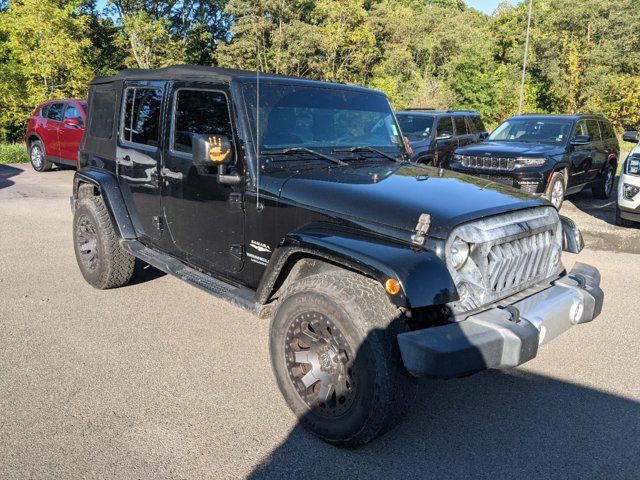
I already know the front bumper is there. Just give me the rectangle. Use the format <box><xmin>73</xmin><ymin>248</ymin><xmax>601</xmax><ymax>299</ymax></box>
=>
<box><xmin>617</xmin><ymin>172</ymin><xmax>640</xmax><ymax>220</ymax></box>
<box><xmin>397</xmin><ymin>263</ymin><xmax>603</xmax><ymax>378</ymax></box>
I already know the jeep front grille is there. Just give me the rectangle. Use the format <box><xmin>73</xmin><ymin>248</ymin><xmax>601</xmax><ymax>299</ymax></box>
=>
<box><xmin>460</xmin><ymin>155</ymin><xmax>516</xmax><ymax>171</ymax></box>
<box><xmin>445</xmin><ymin>207</ymin><xmax>563</xmax><ymax>315</ymax></box>
<box><xmin>487</xmin><ymin>230</ymin><xmax>554</xmax><ymax>292</ymax></box>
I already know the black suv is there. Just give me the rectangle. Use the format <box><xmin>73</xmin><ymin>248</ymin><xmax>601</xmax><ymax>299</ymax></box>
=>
<box><xmin>71</xmin><ymin>66</ymin><xmax>603</xmax><ymax>446</ymax></box>
<box><xmin>450</xmin><ymin>114</ymin><xmax>620</xmax><ymax>209</ymax></box>
<box><xmin>395</xmin><ymin>109</ymin><xmax>488</xmax><ymax>166</ymax></box>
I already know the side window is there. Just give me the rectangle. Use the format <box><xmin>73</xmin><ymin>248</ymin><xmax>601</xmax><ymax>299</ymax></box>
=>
<box><xmin>574</xmin><ymin>120</ymin><xmax>589</xmax><ymax>138</ymax></box>
<box><xmin>454</xmin><ymin>116</ymin><xmax>468</xmax><ymax>135</ymax></box>
<box><xmin>89</xmin><ymin>90</ymin><xmax>116</xmax><ymax>139</ymax></box>
<box><xmin>172</xmin><ymin>89</ymin><xmax>232</xmax><ymax>155</ymax></box>
<box><xmin>586</xmin><ymin>119</ymin><xmax>601</xmax><ymax>142</ymax></box>
<box><xmin>40</xmin><ymin>104</ymin><xmax>50</xmax><ymax>118</ymax></box>
<box><xmin>599</xmin><ymin>120</ymin><xmax>614</xmax><ymax>140</ymax></box>
<box><xmin>437</xmin><ymin>116</ymin><xmax>454</xmax><ymax>137</ymax></box>
<box><xmin>472</xmin><ymin>116</ymin><xmax>486</xmax><ymax>133</ymax></box>
<box><xmin>63</xmin><ymin>104</ymin><xmax>82</xmax><ymax>122</ymax></box>
<box><xmin>121</xmin><ymin>87</ymin><xmax>163</xmax><ymax>147</ymax></box>
<box><xmin>46</xmin><ymin>103</ymin><xmax>65</xmax><ymax>121</ymax></box>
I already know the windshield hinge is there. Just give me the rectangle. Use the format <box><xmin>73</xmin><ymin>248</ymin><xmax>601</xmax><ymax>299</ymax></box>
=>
<box><xmin>411</xmin><ymin>213</ymin><xmax>431</xmax><ymax>246</ymax></box>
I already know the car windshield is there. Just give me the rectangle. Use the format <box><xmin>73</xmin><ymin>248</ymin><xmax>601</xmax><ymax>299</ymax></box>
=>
<box><xmin>396</xmin><ymin>114</ymin><xmax>434</xmax><ymax>139</ymax></box>
<box><xmin>489</xmin><ymin>118</ymin><xmax>573</xmax><ymax>144</ymax></box>
<box><xmin>242</xmin><ymin>82</ymin><xmax>405</xmax><ymax>158</ymax></box>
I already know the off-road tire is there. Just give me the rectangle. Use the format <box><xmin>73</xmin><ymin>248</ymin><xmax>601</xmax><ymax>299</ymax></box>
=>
<box><xmin>593</xmin><ymin>163</ymin><xmax>615</xmax><ymax>199</ymax></box>
<box><xmin>270</xmin><ymin>271</ymin><xmax>416</xmax><ymax>447</ymax></box>
<box><xmin>73</xmin><ymin>196</ymin><xmax>135</xmax><ymax>289</ymax></box>
<box><xmin>544</xmin><ymin>171</ymin><xmax>565</xmax><ymax>210</ymax></box>
<box><xmin>615</xmin><ymin>206</ymin><xmax>636</xmax><ymax>227</ymax></box>
<box><xmin>29</xmin><ymin>140</ymin><xmax>52</xmax><ymax>172</ymax></box>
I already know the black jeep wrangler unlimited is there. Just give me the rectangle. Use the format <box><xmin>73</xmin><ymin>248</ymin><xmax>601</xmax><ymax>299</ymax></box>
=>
<box><xmin>71</xmin><ymin>66</ymin><xmax>604</xmax><ymax>447</ymax></box>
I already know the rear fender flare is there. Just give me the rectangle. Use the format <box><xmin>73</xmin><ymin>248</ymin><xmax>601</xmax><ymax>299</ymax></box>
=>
<box><xmin>73</xmin><ymin>169</ymin><xmax>136</xmax><ymax>239</ymax></box>
<box><xmin>256</xmin><ymin>225</ymin><xmax>456</xmax><ymax>309</ymax></box>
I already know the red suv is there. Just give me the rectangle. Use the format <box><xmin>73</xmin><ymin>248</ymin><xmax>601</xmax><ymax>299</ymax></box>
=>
<box><xmin>25</xmin><ymin>99</ymin><xmax>87</xmax><ymax>172</ymax></box>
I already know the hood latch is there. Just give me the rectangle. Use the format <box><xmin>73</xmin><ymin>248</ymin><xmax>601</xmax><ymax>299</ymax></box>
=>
<box><xmin>411</xmin><ymin>213</ymin><xmax>431</xmax><ymax>246</ymax></box>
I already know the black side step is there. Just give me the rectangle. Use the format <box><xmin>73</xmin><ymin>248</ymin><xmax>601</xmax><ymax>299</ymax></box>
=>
<box><xmin>120</xmin><ymin>239</ymin><xmax>259</xmax><ymax>314</ymax></box>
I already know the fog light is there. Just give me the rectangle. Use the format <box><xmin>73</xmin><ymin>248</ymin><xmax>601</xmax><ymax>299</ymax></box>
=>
<box><xmin>623</xmin><ymin>183</ymin><xmax>640</xmax><ymax>200</ymax></box>
<box><xmin>570</xmin><ymin>302</ymin><xmax>584</xmax><ymax>324</ymax></box>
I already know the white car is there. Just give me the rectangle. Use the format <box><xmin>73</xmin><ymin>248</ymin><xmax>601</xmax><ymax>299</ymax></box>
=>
<box><xmin>617</xmin><ymin>131</ymin><xmax>640</xmax><ymax>227</ymax></box>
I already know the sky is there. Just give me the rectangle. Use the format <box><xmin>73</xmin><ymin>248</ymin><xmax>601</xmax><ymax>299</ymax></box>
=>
<box><xmin>465</xmin><ymin>0</ymin><xmax>515</xmax><ymax>14</ymax></box>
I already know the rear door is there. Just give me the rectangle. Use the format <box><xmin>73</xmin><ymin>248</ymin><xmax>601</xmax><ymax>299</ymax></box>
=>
<box><xmin>434</xmin><ymin>116</ymin><xmax>457</xmax><ymax>167</ymax></box>
<box><xmin>58</xmin><ymin>102</ymin><xmax>86</xmax><ymax>164</ymax></box>
<box><xmin>116</xmin><ymin>82</ymin><xmax>164</xmax><ymax>242</ymax></box>
<box><xmin>42</xmin><ymin>102</ymin><xmax>65</xmax><ymax>158</ymax></box>
<box><xmin>160</xmin><ymin>82</ymin><xmax>244</xmax><ymax>274</ymax></box>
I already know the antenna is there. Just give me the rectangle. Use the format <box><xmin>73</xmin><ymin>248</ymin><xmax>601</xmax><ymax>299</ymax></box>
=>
<box><xmin>255</xmin><ymin>21</ymin><xmax>262</xmax><ymax>212</ymax></box>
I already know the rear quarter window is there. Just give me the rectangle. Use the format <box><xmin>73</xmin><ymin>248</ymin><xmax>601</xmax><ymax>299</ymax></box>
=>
<box><xmin>89</xmin><ymin>90</ymin><xmax>116</xmax><ymax>139</ymax></box>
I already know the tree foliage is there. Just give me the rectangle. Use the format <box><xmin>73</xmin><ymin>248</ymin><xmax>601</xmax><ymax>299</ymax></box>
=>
<box><xmin>1</xmin><ymin>0</ymin><xmax>640</xmax><ymax>141</ymax></box>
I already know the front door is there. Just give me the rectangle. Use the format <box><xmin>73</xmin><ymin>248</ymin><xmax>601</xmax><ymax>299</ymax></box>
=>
<box><xmin>434</xmin><ymin>116</ymin><xmax>457</xmax><ymax>167</ymax></box>
<box><xmin>116</xmin><ymin>82</ymin><xmax>164</xmax><ymax>242</ymax></box>
<box><xmin>59</xmin><ymin>102</ymin><xmax>86</xmax><ymax>164</ymax></box>
<box><xmin>161</xmin><ymin>83</ymin><xmax>244</xmax><ymax>274</ymax></box>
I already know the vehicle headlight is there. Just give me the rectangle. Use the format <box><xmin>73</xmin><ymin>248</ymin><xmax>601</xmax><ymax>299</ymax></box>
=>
<box><xmin>514</xmin><ymin>157</ymin><xmax>547</xmax><ymax>168</ymax></box>
<box><xmin>625</xmin><ymin>156</ymin><xmax>640</xmax><ymax>175</ymax></box>
<box><xmin>453</xmin><ymin>154</ymin><xmax>462</xmax><ymax>162</ymax></box>
<box><xmin>449</xmin><ymin>237</ymin><xmax>470</xmax><ymax>270</ymax></box>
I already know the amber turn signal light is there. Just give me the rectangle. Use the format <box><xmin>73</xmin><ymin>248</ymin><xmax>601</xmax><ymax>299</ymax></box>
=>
<box><xmin>385</xmin><ymin>278</ymin><xmax>401</xmax><ymax>295</ymax></box>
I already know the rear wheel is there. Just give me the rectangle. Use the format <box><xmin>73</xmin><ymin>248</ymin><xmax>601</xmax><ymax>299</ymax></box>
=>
<box><xmin>73</xmin><ymin>195</ymin><xmax>135</xmax><ymax>289</ymax></box>
<box><xmin>29</xmin><ymin>140</ymin><xmax>52</xmax><ymax>172</ymax></box>
<box><xmin>593</xmin><ymin>163</ymin><xmax>615</xmax><ymax>199</ymax></box>
<box><xmin>544</xmin><ymin>172</ymin><xmax>565</xmax><ymax>210</ymax></box>
<box><xmin>270</xmin><ymin>271</ymin><xmax>416</xmax><ymax>447</ymax></box>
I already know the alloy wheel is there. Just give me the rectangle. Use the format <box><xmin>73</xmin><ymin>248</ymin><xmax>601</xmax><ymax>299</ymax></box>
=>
<box><xmin>76</xmin><ymin>215</ymin><xmax>99</xmax><ymax>271</ymax></box>
<box><xmin>551</xmin><ymin>180</ymin><xmax>564</xmax><ymax>209</ymax></box>
<box><xmin>605</xmin><ymin>169</ymin><xmax>614</xmax><ymax>197</ymax></box>
<box><xmin>30</xmin><ymin>145</ymin><xmax>43</xmax><ymax>169</ymax></box>
<box><xmin>284</xmin><ymin>311</ymin><xmax>357</xmax><ymax>417</ymax></box>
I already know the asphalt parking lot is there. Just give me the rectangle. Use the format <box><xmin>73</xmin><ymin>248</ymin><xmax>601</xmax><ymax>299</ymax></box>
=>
<box><xmin>1</xmin><ymin>163</ymin><xmax>639</xmax><ymax>479</ymax></box>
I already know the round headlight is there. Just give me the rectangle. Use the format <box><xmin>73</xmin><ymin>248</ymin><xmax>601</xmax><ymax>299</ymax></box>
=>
<box><xmin>449</xmin><ymin>238</ymin><xmax>470</xmax><ymax>270</ymax></box>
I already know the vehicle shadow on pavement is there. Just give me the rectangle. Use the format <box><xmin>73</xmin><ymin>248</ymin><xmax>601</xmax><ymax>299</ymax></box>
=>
<box><xmin>568</xmin><ymin>177</ymin><xmax>619</xmax><ymax>225</ymax></box>
<box><xmin>128</xmin><ymin>259</ymin><xmax>167</xmax><ymax>285</ymax></box>
<box><xmin>0</xmin><ymin>164</ymin><xmax>23</xmax><ymax>189</ymax></box>
<box><xmin>249</xmin><ymin>324</ymin><xmax>640</xmax><ymax>479</ymax></box>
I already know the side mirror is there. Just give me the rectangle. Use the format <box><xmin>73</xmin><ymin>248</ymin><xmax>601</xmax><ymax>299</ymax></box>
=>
<box><xmin>436</xmin><ymin>131</ymin><xmax>453</xmax><ymax>140</ymax></box>
<box><xmin>622</xmin><ymin>131</ymin><xmax>639</xmax><ymax>143</ymax></box>
<box><xmin>571</xmin><ymin>134</ymin><xmax>591</xmax><ymax>146</ymax></box>
<box><xmin>64</xmin><ymin>117</ymin><xmax>82</xmax><ymax>128</ymax></box>
<box><xmin>560</xmin><ymin>216</ymin><xmax>584</xmax><ymax>253</ymax></box>
<box><xmin>192</xmin><ymin>134</ymin><xmax>241</xmax><ymax>185</ymax></box>
<box><xmin>479</xmin><ymin>132</ymin><xmax>489</xmax><ymax>141</ymax></box>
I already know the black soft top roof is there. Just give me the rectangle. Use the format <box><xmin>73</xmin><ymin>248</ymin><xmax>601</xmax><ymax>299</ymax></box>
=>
<box><xmin>89</xmin><ymin>64</ymin><xmax>381</xmax><ymax>95</ymax></box>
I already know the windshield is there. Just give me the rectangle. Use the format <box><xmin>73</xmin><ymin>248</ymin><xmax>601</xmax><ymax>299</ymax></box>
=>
<box><xmin>242</xmin><ymin>82</ymin><xmax>405</xmax><ymax>156</ymax></box>
<box><xmin>489</xmin><ymin>118</ymin><xmax>573</xmax><ymax>144</ymax></box>
<box><xmin>396</xmin><ymin>114</ymin><xmax>434</xmax><ymax>139</ymax></box>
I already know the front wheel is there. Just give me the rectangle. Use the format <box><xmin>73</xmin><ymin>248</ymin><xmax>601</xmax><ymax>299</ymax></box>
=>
<box><xmin>29</xmin><ymin>140</ymin><xmax>52</xmax><ymax>172</ymax></box>
<box><xmin>544</xmin><ymin>172</ymin><xmax>565</xmax><ymax>210</ymax></box>
<box><xmin>270</xmin><ymin>271</ymin><xmax>416</xmax><ymax>447</ymax></box>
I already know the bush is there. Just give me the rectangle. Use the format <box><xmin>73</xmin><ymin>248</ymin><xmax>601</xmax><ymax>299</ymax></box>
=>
<box><xmin>0</xmin><ymin>143</ymin><xmax>29</xmax><ymax>164</ymax></box>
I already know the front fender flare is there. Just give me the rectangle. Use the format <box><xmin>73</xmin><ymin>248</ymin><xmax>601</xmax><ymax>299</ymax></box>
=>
<box><xmin>73</xmin><ymin>168</ymin><xmax>136</xmax><ymax>239</ymax></box>
<box><xmin>257</xmin><ymin>225</ymin><xmax>456</xmax><ymax>309</ymax></box>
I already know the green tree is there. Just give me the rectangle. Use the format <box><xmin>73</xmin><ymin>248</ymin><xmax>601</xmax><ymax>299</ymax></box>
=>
<box><xmin>0</xmin><ymin>0</ymin><xmax>95</xmax><ymax>140</ymax></box>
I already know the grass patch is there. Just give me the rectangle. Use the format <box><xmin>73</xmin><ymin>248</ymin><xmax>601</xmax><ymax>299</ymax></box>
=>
<box><xmin>0</xmin><ymin>143</ymin><xmax>29</xmax><ymax>164</ymax></box>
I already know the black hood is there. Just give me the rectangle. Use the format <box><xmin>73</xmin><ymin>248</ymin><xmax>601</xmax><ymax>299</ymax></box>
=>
<box><xmin>275</xmin><ymin>163</ymin><xmax>546</xmax><ymax>240</ymax></box>
<box><xmin>456</xmin><ymin>141</ymin><xmax>565</xmax><ymax>157</ymax></box>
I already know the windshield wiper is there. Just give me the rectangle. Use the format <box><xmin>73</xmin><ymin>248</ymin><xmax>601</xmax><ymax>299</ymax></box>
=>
<box><xmin>332</xmin><ymin>146</ymin><xmax>403</xmax><ymax>163</ymax></box>
<box><xmin>260</xmin><ymin>147</ymin><xmax>346</xmax><ymax>166</ymax></box>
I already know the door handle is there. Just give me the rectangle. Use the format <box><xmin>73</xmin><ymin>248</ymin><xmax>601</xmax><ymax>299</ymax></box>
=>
<box><xmin>117</xmin><ymin>155</ymin><xmax>133</xmax><ymax>167</ymax></box>
<box><xmin>161</xmin><ymin>167</ymin><xmax>184</xmax><ymax>180</ymax></box>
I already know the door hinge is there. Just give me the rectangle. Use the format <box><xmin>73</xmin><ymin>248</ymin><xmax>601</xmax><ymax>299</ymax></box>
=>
<box><xmin>229</xmin><ymin>192</ymin><xmax>243</xmax><ymax>210</ymax></box>
<box><xmin>230</xmin><ymin>244</ymin><xmax>244</xmax><ymax>260</ymax></box>
<box><xmin>152</xmin><ymin>215</ymin><xmax>163</xmax><ymax>231</ymax></box>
